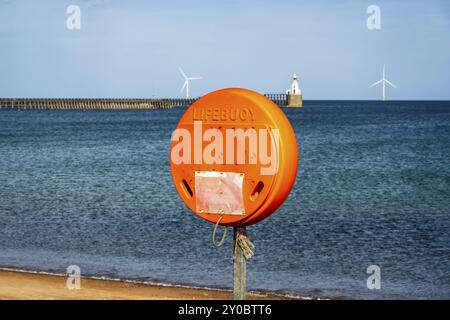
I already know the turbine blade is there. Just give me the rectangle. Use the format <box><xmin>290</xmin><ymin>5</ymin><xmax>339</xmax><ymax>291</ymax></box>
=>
<box><xmin>178</xmin><ymin>67</ymin><xmax>187</xmax><ymax>79</ymax></box>
<box><xmin>188</xmin><ymin>77</ymin><xmax>202</xmax><ymax>80</ymax></box>
<box><xmin>385</xmin><ymin>79</ymin><xmax>397</xmax><ymax>88</ymax></box>
<box><xmin>370</xmin><ymin>79</ymin><xmax>383</xmax><ymax>87</ymax></box>
<box><xmin>180</xmin><ymin>81</ymin><xmax>187</xmax><ymax>93</ymax></box>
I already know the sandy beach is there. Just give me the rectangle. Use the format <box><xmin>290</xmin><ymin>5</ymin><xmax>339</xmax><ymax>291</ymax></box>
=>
<box><xmin>0</xmin><ymin>270</ymin><xmax>291</xmax><ymax>300</ymax></box>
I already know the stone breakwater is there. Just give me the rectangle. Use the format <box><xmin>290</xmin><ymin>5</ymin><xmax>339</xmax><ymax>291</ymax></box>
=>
<box><xmin>0</xmin><ymin>94</ymin><xmax>290</xmax><ymax>110</ymax></box>
<box><xmin>0</xmin><ymin>98</ymin><xmax>197</xmax><ymax>110</ymax></box>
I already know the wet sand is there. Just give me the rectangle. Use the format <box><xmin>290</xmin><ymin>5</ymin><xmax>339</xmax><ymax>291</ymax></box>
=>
<box><xmin>0</xmin><ymin>270</ymin><xmax>291</xmax><ymax>300</ymax></box>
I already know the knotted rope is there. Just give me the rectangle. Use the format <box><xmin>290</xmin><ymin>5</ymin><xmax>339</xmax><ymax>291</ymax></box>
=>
<box><xmin>212</xmin><ymin>218</ymin><xmax>255</xmax><ymax>260</ymax></box>
<box><xmin>235</xmin><ymin>227</ymin><xmax>255</xmax><ymax>260</ymax></box>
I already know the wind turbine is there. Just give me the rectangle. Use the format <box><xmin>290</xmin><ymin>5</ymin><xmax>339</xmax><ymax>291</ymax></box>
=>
<box><xmin>179</xmin><ymin>67</ymin><xmax>202</xmax><ymax>99</ymax></box>
<box><xmin>370</xmin><ymin>64</ymin><xmax>397</xmax><ymax>101</ymax></box>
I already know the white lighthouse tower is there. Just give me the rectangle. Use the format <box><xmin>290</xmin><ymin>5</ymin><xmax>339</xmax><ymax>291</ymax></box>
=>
<box><xmin>286</xmin><ymin>73</ymin><xmax>302</xmax><ymax>107</ymax></box>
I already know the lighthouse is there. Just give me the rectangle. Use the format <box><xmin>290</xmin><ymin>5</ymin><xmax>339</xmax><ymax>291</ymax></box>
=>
<box><xmin>286</xmin><ymin>73</ymin><xmax>303</xmax><ymax>107</ymax></box>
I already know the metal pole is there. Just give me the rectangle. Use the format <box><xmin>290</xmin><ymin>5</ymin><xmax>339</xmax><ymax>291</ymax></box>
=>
<box><xmin>233</xmin><ymin>227</ymin><xmax>246</xmax><ymax>300</ymax></box>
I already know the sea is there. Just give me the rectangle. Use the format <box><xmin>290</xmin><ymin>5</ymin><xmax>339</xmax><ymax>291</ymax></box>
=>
<box><xmin>0</xmin><ymin>100</ymin><xmax>449</xmax><ymax>299</ymax></box>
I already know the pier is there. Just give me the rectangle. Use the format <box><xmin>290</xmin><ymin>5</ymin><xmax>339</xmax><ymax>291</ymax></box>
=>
<box><xmin>0</xmin><ymin>95</ymin><xmax>289</xmax><ymax>110</ymax></box>
<box><xmin>264</xmin><ymin>93</ymin><xmax>288</xmax><ymax>106</ymax></box>
<box><xmin>0</xmin><ymin>98</ymin><xmax>197</xmax><ymax>110</ymax></box>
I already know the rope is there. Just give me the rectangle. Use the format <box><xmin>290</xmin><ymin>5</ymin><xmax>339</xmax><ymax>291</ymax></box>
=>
<box><xmin>235</xmin><ymin>228</ymin><xmax>255</xmax><ymax>260</ymax></box>
<box><xmin>212</xmin><ymin>216</ymin><xmax>228</xmax><ymax>249</ymax></box>
<box><xmin>211</xmin><ymin>219</ymin><xmax>256</xmax><ymax>260</ymax></box>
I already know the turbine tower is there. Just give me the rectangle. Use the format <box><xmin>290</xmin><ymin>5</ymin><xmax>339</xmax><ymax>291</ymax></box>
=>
<box><xmin>179</xmin><ymin>67</ymin><xmax>202</xmax><ymax>99</ymax></box>
<box><xmin>370</xmin><ymin>64</ymin><xmax>397</xmax><ymax>101</ymax></box>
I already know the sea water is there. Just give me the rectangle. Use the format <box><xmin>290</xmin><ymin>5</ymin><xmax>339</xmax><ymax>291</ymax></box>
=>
<box><xmin>0</xmin><ymin>101</ymin><xmax>449</xmax><ymax>299</ymax></box>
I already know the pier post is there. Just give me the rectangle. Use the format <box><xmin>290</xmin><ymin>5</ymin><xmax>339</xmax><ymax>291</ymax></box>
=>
<box><xmin>233</xmin><ymin>226</ymin><xmax>246</xmax><ymax>300</ymax></box>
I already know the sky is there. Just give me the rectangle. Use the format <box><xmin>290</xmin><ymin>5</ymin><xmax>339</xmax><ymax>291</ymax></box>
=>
<box><xmin>0</xmin><ymin>0</ymin><xmax>449</xmax><ymax>100</ymax></box>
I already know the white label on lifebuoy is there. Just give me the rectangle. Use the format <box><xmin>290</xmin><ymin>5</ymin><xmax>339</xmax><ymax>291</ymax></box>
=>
<box><xmin>195</xmin><ymin>171</ymin><xmax>245</xmax><ymax>215</ymax></box>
